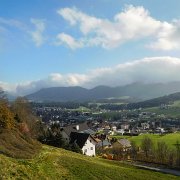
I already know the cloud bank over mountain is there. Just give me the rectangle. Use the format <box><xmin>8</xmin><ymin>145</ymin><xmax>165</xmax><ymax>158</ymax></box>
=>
<box><xmin>1</xmin><ymin>56</ymin><xmax>180</xmax><ymax>96</ymax></box>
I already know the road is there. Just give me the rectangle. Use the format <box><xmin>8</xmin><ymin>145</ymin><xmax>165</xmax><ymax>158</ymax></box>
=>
<box><xmin>134</xmin><ymin>164</ymin><xmax>180</xmax><ymax>176</ymax></box>
<box><xmin>124</xmin><ymin>161</ymin><xmax>180</xmax><ymax>176</ymax></box>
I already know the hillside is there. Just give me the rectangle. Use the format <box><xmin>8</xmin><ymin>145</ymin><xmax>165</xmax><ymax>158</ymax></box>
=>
<box><xmin>99</xmin><ymin>91</ymin><xmax>180</xmax><ymax>111</ymax></box>
<box><xmin>144</xmin><ymin>100</ymin><xmax>180</xmax><ymax>118</ymax></box>
<box><xmin>0</xmin><ymin>128</ymin><xmax>41</xmax><ymax>159</ymax></box>
<box><xmin>0</xmin><ymin>145</ymin><xmax>178</xmax><ymax>180</ymax></box>
<box><xmin>132</xmin><ymin>92</ymin><xmax>180</xmax><ymax>117</ymax></box>
<box><xmin>26</xmin><ymin>82</ymin><xmax>180</xmax><ymax>102</ymax></box>
<box><xmin>129</xmin><ymin>92</ymin><xmax>180</xmax><ymax>109</ymax></box>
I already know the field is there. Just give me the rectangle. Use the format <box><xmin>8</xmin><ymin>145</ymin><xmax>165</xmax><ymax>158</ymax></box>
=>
<box><xmin>144</xmin><ymin>100</ymin><xmax>180</xmax><ymax>118</ymax></box>
<box><xmin>0</xmin><ymin>145</ymin><xmax>178</xmax><ymax>180</ymax></box>
<box><xmin>111</xmin><ymin>133</ymin><xmax>180</xmax><ymax>149</ymax></box>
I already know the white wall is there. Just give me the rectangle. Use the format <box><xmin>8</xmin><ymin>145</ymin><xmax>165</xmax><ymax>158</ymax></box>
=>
<box><xmin>82</xmin><ymin>137</ymin><xmax>96</xmax><ymax>156</ymax></box>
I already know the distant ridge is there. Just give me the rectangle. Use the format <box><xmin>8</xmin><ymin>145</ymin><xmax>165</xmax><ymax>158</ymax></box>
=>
<box><xmin>25</xmin><ymin>82</ymin><xmax>180</xmax><ymax>102</ymax></box>
<box><xmin>104</xmin><ymin>91</ymin><xmax>180</xmax><ymax>110</ymax></box>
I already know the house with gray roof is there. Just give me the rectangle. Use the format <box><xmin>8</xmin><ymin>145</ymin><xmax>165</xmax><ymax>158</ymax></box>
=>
<box><xmin>60</xmin><ymin>121</ymin><xmax>94</xmax><ymax>142</ymax></box>
<box><xmin>117</xmin><ymin>139</ymin><xmax>131</xmax><ymax>151</ymax></box>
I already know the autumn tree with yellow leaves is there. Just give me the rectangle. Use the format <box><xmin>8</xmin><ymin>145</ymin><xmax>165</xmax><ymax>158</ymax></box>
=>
<box><xmin>0</xmin><ymin>89</ymin><xmax>14</xmax><ymax>129</ymax></box>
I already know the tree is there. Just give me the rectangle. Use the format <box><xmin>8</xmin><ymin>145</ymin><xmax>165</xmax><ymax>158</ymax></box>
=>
<box><xmin>14</xmin><ymin>113</ymin><xmax>22</xmax><ymax>123</ymax></box>
<box><xmin>174</xmin><ymin>140</ymin><xmax>180</xmax><ymax>167</ymax></box>
<box><xmin>11</xmin><ymin>97</ymin><xmax>31</xmax><ymax>122</ymax></box>
<box><xmin>69</xmin><ymin>142</ymin><xmax>82</xmax><ymax>154</ymax></box>
<box><xmin>141</xmin><ymin>136</ymin><xmax>153</xmax><ymax>158</ymax></box>
<box><xmin>53</xmin><ymin>130</ymin><xmax>66</xmax><ymax>148</ymax></box>
<box><xmin>111</xmin><ymin>142</ymin><xmax>124</xmax><ymax>160</ymax></box>
<box><xmin>39</xmin><ymin>125</ymin><xmax>66</xmax><ymax>148</ymax></box>
<box><xmin>111</xmin><ymin>137</ymin><xmax>117</xmax><ymax>144</ymax></box>
<box><xmin>11</xmin><ymin>97</ymin><xmax>39</xmax><ymax>137</ymax></box>
<box><xmin>168</xmin><ymin>150</ymin><xmax>175</xmax><ymax>167</ymax></box>
<box><xmin>156</xmin><ymin>141</ymin><xmax>168</xmax><ymax>164</ymax></box>
<box><xmin>130</xmin><ymin>141</ymin><xmax>138</xmax><ymax>160</ymax></box>
<box><xmin>0</xmin><ymin>89</ymin><xmax>14</xmax><ymax>129</ymax></box>
<box><xmin>0</xmin><ymin>102</ymin><xmax>14</xmax><ymax>129</ymax></box>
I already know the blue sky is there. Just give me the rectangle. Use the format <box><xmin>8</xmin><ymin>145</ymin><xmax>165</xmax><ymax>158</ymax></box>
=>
<box><xmin>1</xmin><ymin>0</ymin><xmax>180</xmax><ymax>95</ymax></box>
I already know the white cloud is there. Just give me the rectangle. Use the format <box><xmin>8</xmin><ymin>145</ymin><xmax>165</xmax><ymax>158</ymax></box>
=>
<box><xmin>0</xmin><ymin>17</ymin><xmax>27</xmax><ymax>30</ymax></box>
<box><xmin>2</xmin><ymin>56</ymin><xmax>180</xmax><ymax>95</ymax></box>
<box><xmin>57</xmin><ymin>5</ymin><xmax>180</xmax><ymax>50</ymax></box>
<box><xmin>0</xmin><ymin>81</ymin><xmax>16</xmax><ymax>93</ymax></box>
<box><xmin>0</xmin><ymin>17</ymin><xmax>47</xmax><ymax>48</ymax></box>
<box><xmin>55</xmin><ymin>33</ymin><xmax>83</xmax><ymax>49</ymax></box>
<box><xmin>30</xmin><ymin>18</ymin><xmax>46</xmax><ymax>47</ymax></box>
<box><xmin>149</xmin><ymin>20</ymin><xmax>180</xmax><ymax>50</ymax></box>
<box><xmin>0</xmin><ymin>18</ymin><xmax>28</xmax><ymax>48</ymax></box>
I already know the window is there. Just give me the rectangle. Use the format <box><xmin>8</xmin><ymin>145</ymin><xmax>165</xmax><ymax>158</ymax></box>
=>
<box><xmin>84</xmin><ymin>149</ymin><xmax>87</xmax><ymax>153</ymax></box>
<box><xmin>91</xmin><ymin>147</ymin><xmax>93</xmax><ymax>150</ymax></box>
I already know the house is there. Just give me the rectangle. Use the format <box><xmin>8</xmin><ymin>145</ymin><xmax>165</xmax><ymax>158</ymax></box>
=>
<box><xmin>103</xmin><ymin>125</ymin><xmax>111</xmax><ymax>135</ymax></box>
<box><xmin>81</xmin><ymin>128</ymin><xmax>96</xmax><ymax>134</ymax></box>
<box><xmin>121</xmin><ymin>124</ymin><xmax>129</xmax><ymax>130</ymax></box>
<box><xmin>155</xmin><ymin>127</ymin><xmax>165</xmax><ymax>134</ymax></box>
<box><xmin>116</xmin><ymin>129</ymin><xmax>125</xmax><ymax>135</ymax></box>
<box><xmin>96</xmin><ymin>139</ymin><xmax>112</xmax><ymax>149</ymax></box>
<box><xmin>111</xmin><ymin>125</ymin><xmax>117</xmax><ymax>132</ymax></box>
<box><xmin>60</xmin><ymin>121</ymin><xmax>93</xmax><ymax>142</ymax></box>
<box><xmin>141</xmin><ymin>122</ymin><xmax>150</xmax><ymax>130</ymax></box>
<box><xmin>113</xmin><ymin>138</ymin><xmax>131</xmax><ymax>152</ymax></box>
<box><xmin>69</xmin><ymin>132</ymin><xmax>97</xmax><ymax>156</ymax></box>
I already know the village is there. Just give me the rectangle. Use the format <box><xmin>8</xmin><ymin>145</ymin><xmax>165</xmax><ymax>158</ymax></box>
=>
<box><xmin>34</xmin><ymin>104</ymin><xmax>180</xmax><ymax>157</ymax></box>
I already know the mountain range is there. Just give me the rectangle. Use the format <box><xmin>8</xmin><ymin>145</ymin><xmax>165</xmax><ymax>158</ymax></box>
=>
<box><xmin>25</xmin><ymin>81</ymin><xmax>180</xmax><ymax>102</ymax></box>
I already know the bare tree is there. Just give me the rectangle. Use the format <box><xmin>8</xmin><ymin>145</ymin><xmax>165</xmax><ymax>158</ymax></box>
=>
<box><xmin>11</xmin><ymin>97</ymin><xmax>39</xmax><ymax>137</ymax></box>
<box><xmin>141</xmin><ymin>136</ymin><xmax>153</xmax><ymax>158</ymax></box>
<box><xmin>174</xmin><ymin>140</ymin><xmax>180</xmax><ymax>167</ymax></box>
<box><xmin>168</xmin><ymin>150</ymin><xmax>175</xmax><ymax>167</ymax></box>
<box><xmin>130</xmin><ymin>141</ymin><xmax>138</xmax><ymax>161</ymax></box>
<box><xmin>156</xmin><ymin>141</ymin><xmax>168</xmax><ymax>164</ymax></box>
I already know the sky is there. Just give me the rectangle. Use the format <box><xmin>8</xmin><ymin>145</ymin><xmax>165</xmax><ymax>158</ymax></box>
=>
<box><xmin>1</xmin><ymin>0</ymin><xmax>180</xmax><ymax>95</ymax></box>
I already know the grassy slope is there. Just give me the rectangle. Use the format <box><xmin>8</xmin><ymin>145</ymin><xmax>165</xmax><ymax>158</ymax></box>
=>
<box><xmin>0</xmin><ymin>145</ymin><xmax>178</xmax><ymax>180</ymax></box>
<box><xmin>0</xmin><ymin>128</ymin><xmax>41</xmax><ymax>159</ymax></box>
<box><xmin>144</xmin><ymin>100</ymin><xmax>180</xmax><ymax>118</ymax></box>
<box><xmin>111</xmin><ymin>133</ymin><xmax>180</xmax><ymax>149</ymax></box>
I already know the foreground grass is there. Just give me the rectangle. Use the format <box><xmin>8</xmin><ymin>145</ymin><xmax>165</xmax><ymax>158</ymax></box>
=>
<box><xmin>0</xmin><ymin>145</ymin><xmax>179</xmax><ymax>180</ymax></box>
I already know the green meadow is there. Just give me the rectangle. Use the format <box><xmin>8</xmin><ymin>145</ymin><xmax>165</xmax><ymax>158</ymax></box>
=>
<box><xmin>111</xmin><ymin>133</ymin><xmax>180</xmax><ymax>149</ymax></box>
